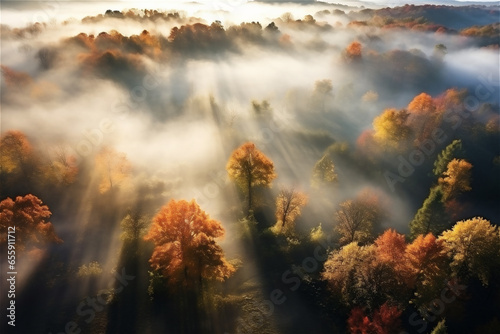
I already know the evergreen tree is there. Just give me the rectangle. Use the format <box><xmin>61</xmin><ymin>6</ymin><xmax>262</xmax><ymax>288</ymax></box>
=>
<box><xmin>433</xmin><ymin>139</ymin><xmax>463</xmax><ymax>177</ymax></box>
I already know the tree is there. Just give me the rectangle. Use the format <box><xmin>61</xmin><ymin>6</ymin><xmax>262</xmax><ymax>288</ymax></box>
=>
<box><xmin>438</xmin><ymin>159</ymin><xmax>472</xmax><ymax>201</ymax></box>
<box><xmin>273</xmin><ymin>187</ymin><xmax>308</xmax><ymax>235</ymax></box>
<box><xmin>0</xmin><ymin>194</ymin><xmax>62</xmax><ymax>251</ymax></box>
<box><xmin>433</xmin><ymin>140</ymin><xmax>463</xmax><ymax>177</ymax></box>
<box><xmin>374</xmin><ymin>229</ymin><xmax>411</xmax><ymax>283</ymax></box>
<box><xmin>322</xmin><ymin>242</ymin><xmax>397</xmax><ymax>309</ymax></box>
<box><xmin>344</xmin><ymin>41</ymin><xmax>362</xmax><ymax>62</ymax></box>
<box><xmin>144</xmin><ymin>199</ymin><xmax>235</xmax><ymax>288</ymax></box>
<box><xmin>430</xmin><ymin>319</ymin><xmax>447</xmax><ymax>334</ymax></box>
<box><xmin>44</xmin><ymin>146</ymin><xmax>79</xmax><ymax>185</ymax></box>
<box><xmin>0</xmin><ymin>130</ymin><xmax>37</xmax><ymax>179</ymax></box>
<box><xmin>406</xmin><ymin>233</ymin><xmax>448</xmax><ymax>310</ymax></box>
<box><xmin>95</xmin><ymin>146</ymin><xmax>132</xmax><ymax>193</ymax></box>
<box><xmin>409</xmin><ymin>186</ymin><xmax>449</xmax><ymax>239</ymax></box>
<box><xmin>311</xmin><ymin>154</ymin><xmax>337</xmax><ymax>187</ymax></box>
<box><xmin>439</xmin><ymin>217</ymin><xmax>500</xmax><ymax>285</ymax></box>
<box><xmin>334</xmin><ymin>191</ymin><xmax>385</xmax><ymax>246</ymax></box>
<box><xmin>373</xmin><ymin>108</ymin><xmax>412</xmax><ymax>151</ymax></box>
<box><xmin>120</xmin><ymin>211</ymin><xmax>149</xmax><ymax>241</ymax></box>
<box><xmin>408</xmin><ymin>93</ymin><xmax>436</xmax><ymax>115</ymax></box>
<box><xmin>226</xmin><ymin>142</ymin><xmax>276</xmax><ymax>214</ymax></box>
<box><xmin>313</xmin><ymin>79</ymin><xmax>333</xmax><ymax>112</ymax></box>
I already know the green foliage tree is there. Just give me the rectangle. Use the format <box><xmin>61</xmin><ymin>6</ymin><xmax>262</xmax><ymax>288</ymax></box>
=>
<box><xmin>120</xmin><ymin>212</ymin><xmax>149</xmax><ymax>241</ymax></box>
<box><xmin>0</xmin><ymin>194</ymin><xmax>62</xmax><ymax>252</ymax></box>
<box><xmin>334</xmin><ymin>190</ymin><xmax>385</xmax><ymax>246</ymax></box>
<box><xmin>439</xmin><ymin>217</ymin><xmax>500</xmax><ymax>285</ymax></box>
<box><xmin>433</xmin><ymin>139</ymin><xmax>463</xmax><ymax>177</ymax></box>
<box><xmin>409</xmin><ymin>186</ymin><xmax>449</xmax><ymax>240</ymax></box>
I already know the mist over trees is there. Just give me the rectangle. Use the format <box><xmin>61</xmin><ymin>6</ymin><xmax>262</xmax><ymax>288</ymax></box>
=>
<box><xmin>0</xmin><ymin>2</ymin><xmax>499</xmax><ymax>334</ymax></box>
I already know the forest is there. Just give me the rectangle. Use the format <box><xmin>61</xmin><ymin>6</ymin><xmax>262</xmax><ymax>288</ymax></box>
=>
<box><xmin>0</xmin><ymin>1</ymin><xmax>499</xmax><ymax>333</ymax></box>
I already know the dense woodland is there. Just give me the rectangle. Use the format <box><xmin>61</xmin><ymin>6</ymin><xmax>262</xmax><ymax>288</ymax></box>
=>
<box><xmin>1</xmin><ymin>2</ymin><xmax>499</xmax><ymax>334</ymax></box>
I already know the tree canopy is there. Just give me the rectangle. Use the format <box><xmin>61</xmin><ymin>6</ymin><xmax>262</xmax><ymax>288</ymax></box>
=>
<box><xmin>226</xmin><ymin>142</ymin><xmax>276</xmax><ymax>213</ymax></box>
<box><xmin>0</xmin><ymin>194</ymin><xmax>62</xmax><ymax>251</ymax></box>
<box><xmin>144</xmin><ymin>199</ymin><xmax>235</xmax><ymax>288</ymax></box>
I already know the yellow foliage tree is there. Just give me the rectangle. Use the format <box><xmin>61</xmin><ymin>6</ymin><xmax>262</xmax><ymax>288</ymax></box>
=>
<box><xmin>95</xmin><ymin>146</ymin><xmax>132</xmax><ymax>193</ymax></box>
<box><xmin>439</xmin><ymin>217</ymin><xmax>500</xmax><ymax>285</ymax></box>
<box><xmin>0</xmin><ymin>194</ymin><xmax>62</xmax><ymax>252</ymax></box>
<box><xmin>273</xmin><ymin>187</ymin><xmax>308</xmax><ymax>235</ymax></box>
<box><xmin>373</xmin><ymin>108</ymin><xmax>412</xmax><ymax>151</ymax></box>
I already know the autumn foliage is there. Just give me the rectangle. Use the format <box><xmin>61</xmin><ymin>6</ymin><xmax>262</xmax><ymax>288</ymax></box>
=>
<box><xmin>0</xmin><ymin>194</ymin><xmax>62</xmax><ymax>251</ymax></box>
<box><xmin>144</xmin><ymin>199</ymin><xmax>234</xmax><ymax>288</ymax></box>
<box><xmin>347</xmin><ymin>303</ymin><xmax>402</xmax><ymax>334</ymax></box>
<box><xmin>95</xmin><ymin>146</ymin><xmax>132</xmax><ymax>193</ymax></box>
<box><xmin>226</xmin><ymin>142</ymin><xmax>276</xmax><ymax>212</ymax></box>
<box><xmin>273</xmin><ymin>187</ymin><xmax>308</xmax><ymax>235</ymax></box>
<box><xmin>345</xmin><ymin>41</ymin><xmax>362</xmax><ymax>62</ymax></box>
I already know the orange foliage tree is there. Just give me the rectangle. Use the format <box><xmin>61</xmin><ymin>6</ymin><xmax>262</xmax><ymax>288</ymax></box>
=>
<box><xmin>0</xmin><ymin>194</ymin><xmax>62</xmax><ymax>251</ymax></box>
<box><xmin>95</xmin><ymin>146</ymin><xmax>132</xmax><ymax>193</ymax></box>
<box><xmin>144</xmin><ymin>199</ymin><xmax>234</xmax><ymax>289</ymax></box>
<box><xmin>0</xmin><ymin>130</ymin><xmax>36</xmax><ymax>178</ymax></box>
<box><xmin>438</xmin><ymin>158</ymin><xmax>473</xmax><ymax>201</ymax></box>
<box><xmin>226</xmin><ymin>142</ymin><xmax>276</xmax><ymax>214</ymax></box>
<box><xmin>345</xmin><ymin>41</ymin><xmax>362</xmax><ymax>62</ymax></box>
<box><xmin>273</xmin><ymin>187</ymin><xmax>308</xmax><ymax>235</ymax></box>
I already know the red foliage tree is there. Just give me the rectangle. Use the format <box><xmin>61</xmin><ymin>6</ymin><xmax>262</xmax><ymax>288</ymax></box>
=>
<box><xmin>0</xmin><ymin>194</ymin><xmax>62</xmax><ymax>251</ymax></box>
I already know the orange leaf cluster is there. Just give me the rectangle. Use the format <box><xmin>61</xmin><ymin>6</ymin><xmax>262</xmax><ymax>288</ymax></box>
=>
<box><xmin>144</xmin><ymin>199</ymin><xmax>234</xmax><ymax>287</ymax></box>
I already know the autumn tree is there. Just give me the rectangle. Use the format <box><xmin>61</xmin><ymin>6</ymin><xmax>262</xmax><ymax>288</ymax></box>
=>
<box><xmin>433</xmin><ymin>140</ymin><xmax>463</xmax><ymax>177</ymax></box>
<box><xmin>335</xmin><ymin>191</ymin><xmax>385</xmax><ymax>246</ymax></box>
<box><xmin>409</xmin><ymin>186</ymin><xmax>449</xmax><ymax>239</ymax></box>
<box><xmin>373</xmin><ymin>108</ymin><xmax>412</xmax><ymax>151</ymax></box>
<box><xmin>226</xmin><ymin>142</ymin><xmax>276</xmax><ymax>214</ymax></box>
<box><xmin>344</xmin><ymin>41</ymin><xmax>362</xmax><ymax>62</ymax></box>
<box><xmin>44</xmin><ymin>146</ymin><xmax>79</xmax><ymax>185</ymax></box>
<box><xmin>95</xmin><ymin>146</ymin><xmax>132</xmax><ymax>193</ymax></box>
<box><xmin>144</xmin><ymin>199</ymin><xmax>234</xmax><ymax>289</ymax></box>
<box><xmin>0</xmin><ymin>130</ymin><xmax>37</xmax><ymax>181</ymax></box>
<box><xmin>347</xmin><ymin>303</ymin><xmax>403</xmax><ymax>334</ymax></box>
<box><xmin>406</xmin><ymin>233</ymin><xmax>448</xmax><ymax>310</ymax></box>
<box><xmin>438</xmin><ymin>158</ymin><xmax>473</xmax><ymax>201</ymax></box>
<box><xmin>272</xmin><ymin>187</ymin><xmax>308</xmax><ymax>235</ymax></box>
<box><xmin>0</xmin><ymin>194</ymin><xmax>62</xmax><ymax>251</ymax></box>
<box><xmin>322</xmin><ymin>242</ymin><xmax>398</xmax><ymax>309</ymax></box>
<box><xmin>312</xmin><ymin>154</ymin><xmax>338</xmax><ymax>187</ymax></box>
<box><xmin>120</xmin><ymin>211</ymin><xmax>149</xmax><ymax>241</ymax></box>
<box><xmin>439</xmin><ymin>217</ymin><xmax>500</xmax><ymax>285</ymax></box>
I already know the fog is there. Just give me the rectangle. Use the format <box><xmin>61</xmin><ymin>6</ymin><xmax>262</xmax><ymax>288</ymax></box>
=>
<box><xmin>1</xmin><ymin>1</ymin><xmax>499</xmax><ymax>333</ymax></box>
